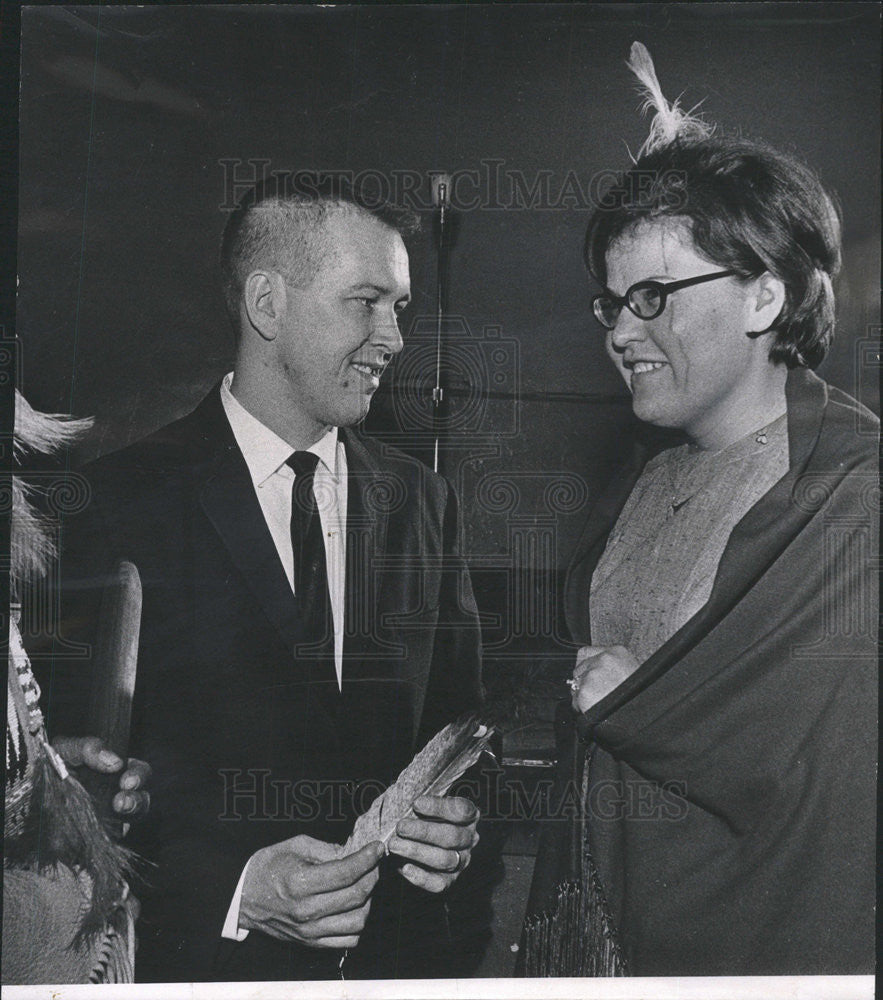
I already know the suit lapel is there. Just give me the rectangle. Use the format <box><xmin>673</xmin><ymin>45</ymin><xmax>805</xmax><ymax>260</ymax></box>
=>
<box><xmin>192</xmin><ymin>390</ymin><xmax>306</xmax><ymax>651</ymax></box>
<box><xmin>190</xmin><ymin>406</ymin><xmax>409</xmax><ymax>680</ymax></box>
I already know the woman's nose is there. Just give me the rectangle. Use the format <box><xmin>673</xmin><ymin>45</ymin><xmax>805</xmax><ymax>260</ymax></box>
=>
<box><xmin>608</xmin><ymin>307</ymin><xmax>647</xmax><ymax>352</ymax></box>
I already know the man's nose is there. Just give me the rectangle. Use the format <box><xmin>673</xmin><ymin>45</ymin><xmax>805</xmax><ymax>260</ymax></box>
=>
<box><xmin>370</xmin><ymin>309</ymin><xmax>404</xmax><ymax>356</ymax></box>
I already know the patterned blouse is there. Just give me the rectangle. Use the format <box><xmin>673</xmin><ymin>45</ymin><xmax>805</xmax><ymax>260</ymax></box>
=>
<box><xmin>590</xmin><ymin>415</ymin><xmax>789</xmax><ymax>664</ymax></box>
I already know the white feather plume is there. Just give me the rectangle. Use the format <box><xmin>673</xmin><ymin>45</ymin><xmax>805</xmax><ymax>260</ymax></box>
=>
<box><xmin>626</xmin><ymin>42</ymin><xmax>713</xmax><ymax>160</ymax></box>
<box><xmin>14</xmin><ymin>389</ymin><xmax>94</xmax><ymax>458</ymax></box>
<box><xmin>11</xmin><ymin>478</ymin><xmax>56</xmax><ymax>583</ymax></box>
<box><xmin>11</xmin><ymin>390</ymin><xmax>94</xmax><ymax>586</ymax></box>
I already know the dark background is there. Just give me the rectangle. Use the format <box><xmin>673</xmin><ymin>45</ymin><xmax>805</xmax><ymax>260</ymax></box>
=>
<box><xmin>17</xmin><ymin>3</ymin><xmax>882</xmax><ymax>699</ymax></box>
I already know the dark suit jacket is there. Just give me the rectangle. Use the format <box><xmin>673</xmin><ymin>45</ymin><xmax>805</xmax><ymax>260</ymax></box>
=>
<box><xmin>58</xmin><ymin>387</ymin><xmax>483</xmax><ymax>982</ymax></box>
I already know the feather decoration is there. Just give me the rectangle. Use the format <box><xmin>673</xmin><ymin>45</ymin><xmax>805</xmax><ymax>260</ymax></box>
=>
<box><xmin>11</xmin><ymin>477</ymin><xmax>57</xmax><ymax>583</ymax></box>
<box><xmin>7</xmin><ymin>747</ymin><xmax>137</xmax><ymax>946</ymax></box>
<box><xmin>626</xmin><ymin>41</ymin><xmax>713</xmax><ymax>160</ymax></box>
<box><xmin>11</xmin><ymin>391</ymin><xmax>94</xmax><ymax>587</ymax></box>
<box><xmin>345</xmin><ymin>715</ymin><xmax>494</xmax><ymax>853</ymax></box>
<box><xmin>5</xmin><ymin>622</ymin><xmax>136</xmax><ymax>947</ymax></box>
<box><xmin>14</xmin><ymin>389</ymin><xmax>94</xmax><ymax>458</ymax></box>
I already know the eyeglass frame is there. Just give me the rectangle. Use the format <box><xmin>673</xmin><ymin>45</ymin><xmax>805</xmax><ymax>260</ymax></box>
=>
<box><xmin>591</xmin><ymin>269</ymin><xmax>738</xmax><ymax>330</ymax></box>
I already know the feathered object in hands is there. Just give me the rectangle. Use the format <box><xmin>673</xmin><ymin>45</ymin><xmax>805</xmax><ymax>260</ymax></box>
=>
<box><xmin>626</xmin><ymin>41</ymin><xmax>713</xmax><ymax>160</ymax></box>
<box><xmin>345</xmin><ymin>715</ymin><xmax>494</xmax><ymax>853</ymax></box>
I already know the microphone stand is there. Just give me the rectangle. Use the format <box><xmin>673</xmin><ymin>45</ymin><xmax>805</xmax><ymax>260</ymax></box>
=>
<box><xmin>432</xmin><ymin>175</ymin><xmax>450</xmax><ymax>473</ymax></box>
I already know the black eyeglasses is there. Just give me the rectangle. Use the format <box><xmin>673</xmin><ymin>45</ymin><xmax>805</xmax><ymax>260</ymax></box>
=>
<box><xmin>591</xmin><ymin>269</ymin><xmax>738</xmax><ymax>330</ymax></box>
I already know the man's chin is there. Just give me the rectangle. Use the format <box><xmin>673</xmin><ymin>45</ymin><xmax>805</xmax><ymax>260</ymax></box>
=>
<box><xmin>329</xmin><ymin>399</ymin><xmax>374</xmax><ymax>429</ymax></box>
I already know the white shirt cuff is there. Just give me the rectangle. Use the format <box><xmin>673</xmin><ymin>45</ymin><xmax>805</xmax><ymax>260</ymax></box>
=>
<box><xmin>221</xmin><ymin>857</ymin><xmax>253</xmax><ymax>941</ymax></box>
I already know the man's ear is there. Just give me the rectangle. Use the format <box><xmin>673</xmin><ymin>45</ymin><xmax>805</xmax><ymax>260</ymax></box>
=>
<box><xmin>746</xmin><ymin>271</ymin><xmax>787</xmax><ymax>336</ymax></box>
<box><xmin>243</xmin><ymin>271</ymin><xmax>286</xmax><ymax>341</ymax></box>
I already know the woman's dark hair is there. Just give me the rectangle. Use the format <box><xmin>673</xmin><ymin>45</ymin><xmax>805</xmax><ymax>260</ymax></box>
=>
<box><xmin>585</xmin><ymin>137</ymin><xmax>842</xmax><ymax>369</ymax></box>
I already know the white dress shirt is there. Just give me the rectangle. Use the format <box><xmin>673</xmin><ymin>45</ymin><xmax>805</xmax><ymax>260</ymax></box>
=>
<box><xmin>220</xmin><ymin>372</ymin><xmax>347</xmax><ymax>686</ymax></box>
<box><xmin>219</xmin><ymin>373</ymin><xmax>348</xmax><ymax>941</ymax></box>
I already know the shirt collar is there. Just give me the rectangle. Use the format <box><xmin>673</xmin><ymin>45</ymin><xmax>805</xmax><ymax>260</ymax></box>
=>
<box><xmin>219</xmin><ymin>373</ymin><xmax>340</xmax><ymax>487</ymax></box>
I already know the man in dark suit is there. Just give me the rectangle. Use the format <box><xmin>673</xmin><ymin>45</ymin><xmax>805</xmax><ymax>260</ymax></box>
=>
<box><xmin>58</xmin><ymin>176</ymin><xmax>483</xmax><ymax>982</ymax></box>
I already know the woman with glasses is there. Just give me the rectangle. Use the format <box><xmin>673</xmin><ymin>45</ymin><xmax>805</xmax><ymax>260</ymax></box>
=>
<box><xmin>522</xmin><ymin>45</ymin><xmax>877</xmax><ymax>977</ymax></box>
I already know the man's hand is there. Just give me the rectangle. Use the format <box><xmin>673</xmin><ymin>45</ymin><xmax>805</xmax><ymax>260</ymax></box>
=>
<box><xmin>239</xmin><ymin>837</ymin><xmax>383</xmax><ymax>948</ymax></box>
<box><xmin>388</xmin><ymin>795</ymin><xmax>480</xmax><ymax>893</ymax></box>
<box><xmin>52</xmin><ymin>735</ymin><xmax>151</xmax><ymax>818</ymax></box>
<box><xmin>570</xmin><ymin>644</ymin><xmax>640</xmax><ymax>713</ymax></box>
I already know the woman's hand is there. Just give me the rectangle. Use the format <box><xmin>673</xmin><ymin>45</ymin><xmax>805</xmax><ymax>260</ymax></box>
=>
<box><xmin>570</xmin><ymin>645</ymin><xmax>640</xmax><ymax>713</ymax></box>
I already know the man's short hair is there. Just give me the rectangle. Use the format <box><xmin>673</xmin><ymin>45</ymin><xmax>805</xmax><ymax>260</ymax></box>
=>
<box><xmin>584</xmin><ymin>136</ymin><xmax>842</xmax><ymax>370</ymax></box>
<box><xmin>219</xmin><ymin>172</ymin><xmax>421</xmax><ymax>329</ymax></box>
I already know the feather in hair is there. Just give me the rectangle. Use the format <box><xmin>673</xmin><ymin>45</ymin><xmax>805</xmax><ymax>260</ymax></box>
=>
<box><xmin>345</xmin><ymin>715</ymin><xmax>494</xmax><ymax>853</ymax></box>
<box><xmin>626</xmin><ymin>41</ymin><xmax>713</xmax><ymax>160</ymax></box>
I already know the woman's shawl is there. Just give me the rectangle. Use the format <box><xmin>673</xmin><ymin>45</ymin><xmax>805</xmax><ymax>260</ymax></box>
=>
<box><xmin>527</xmin><ymin>368</ymin><xmax>878</xmax><ymax>975</ymax></box>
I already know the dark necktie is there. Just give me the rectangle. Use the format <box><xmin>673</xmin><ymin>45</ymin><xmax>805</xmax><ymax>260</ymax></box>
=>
<box><xmin>286</xmin><ymin>451</ymin><xmax>332</xmax><ymax>650</ymax></box>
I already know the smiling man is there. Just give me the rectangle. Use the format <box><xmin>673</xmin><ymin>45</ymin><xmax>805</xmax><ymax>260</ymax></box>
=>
<box><xmin>57</xmin><ymin>175</ymin><xmax>484</xmax><ymax>983</ymax></box>
<box><xmin>222</xmin><ymin>188</ymin><xmax>412</xmax><ymax>440</ymax></box>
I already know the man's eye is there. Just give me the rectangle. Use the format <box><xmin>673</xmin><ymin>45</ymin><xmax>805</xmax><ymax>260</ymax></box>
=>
<box><xmin>355</xmin><ymin>297</ymin><xmax>377</xmax><ymax>308</ymax></box>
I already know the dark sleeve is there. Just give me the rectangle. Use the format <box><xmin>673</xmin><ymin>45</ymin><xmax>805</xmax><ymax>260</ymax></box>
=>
<box><xmin>416</xmin><ymin>479</ymin><xmax>484</xmax><ymax>744</ymax></box>
<box><xmin>415</xmin><ymin>480</ymin><xmax>494</xmax><ymax>978</ymax></box>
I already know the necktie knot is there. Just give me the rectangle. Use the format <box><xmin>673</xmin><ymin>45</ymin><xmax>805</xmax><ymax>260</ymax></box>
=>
<box><xmin>286</xmin><ymin>450</ymin><xmax>320</xmax><ymax>477</ymax></box>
